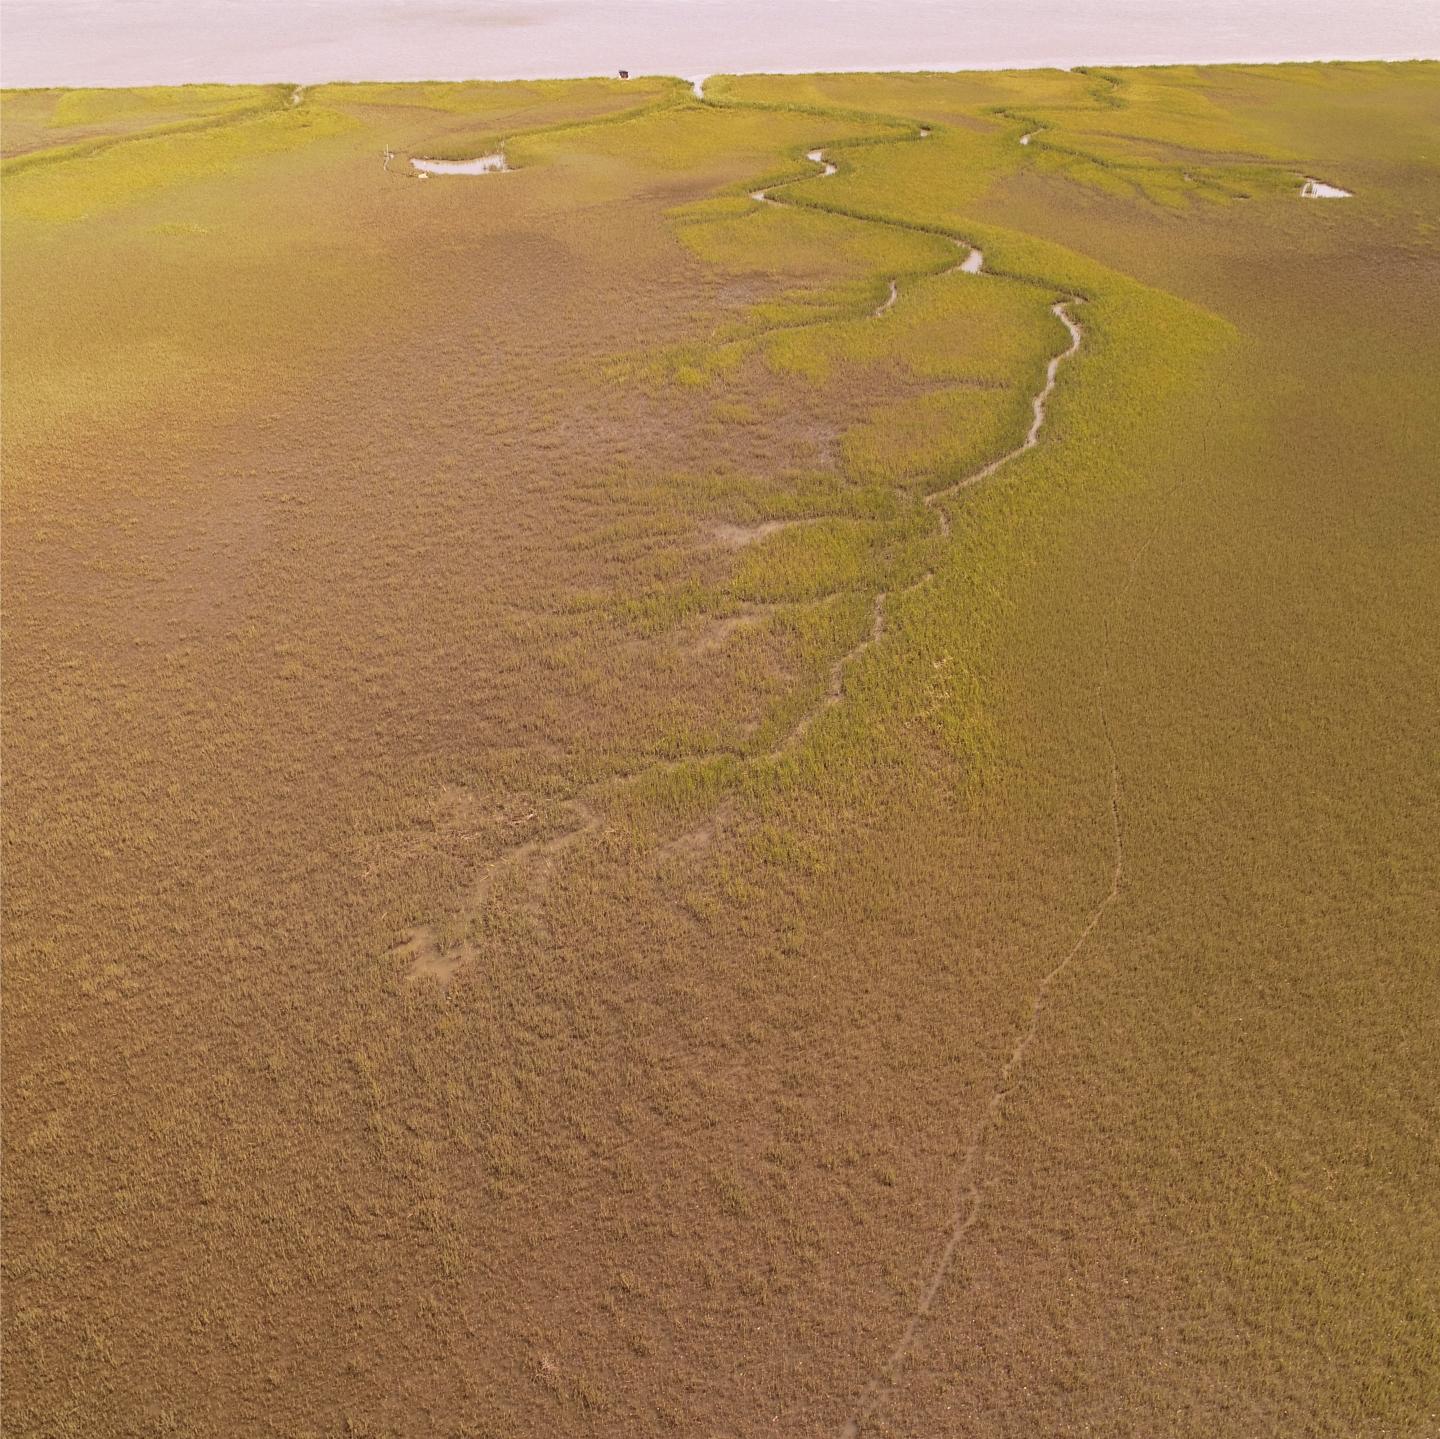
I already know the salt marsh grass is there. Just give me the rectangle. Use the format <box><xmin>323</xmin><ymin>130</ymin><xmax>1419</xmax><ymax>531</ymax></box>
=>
<box><xmin>4</xmin><ymin>59</ymin><xmax>1437</xmax><ymax>1439</ymax></box>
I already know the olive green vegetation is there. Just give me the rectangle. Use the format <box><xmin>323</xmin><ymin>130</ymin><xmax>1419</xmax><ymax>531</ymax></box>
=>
<box><xmin>3</xmin><ymin>62</ymin><xmax>1437</xmax><ymax>1438</ymax></box>
<box><xmin>0</xmin><ymin>83</ymin><xmax>292</xmax><ymax>163</ymax></box>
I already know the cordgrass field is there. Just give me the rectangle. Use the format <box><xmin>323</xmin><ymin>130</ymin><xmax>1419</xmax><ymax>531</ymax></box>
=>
<box><xmin>3</xmin><ymin>60</ymin><xmax>1438</xmax><ymax>1436</ymax></box>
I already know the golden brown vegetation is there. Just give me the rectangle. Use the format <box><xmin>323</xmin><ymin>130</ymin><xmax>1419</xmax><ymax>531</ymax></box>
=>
<box><xmin>3</xmin><ymin>62</ymin><xmax>1438</xmax><ymax>1437</ymax></box>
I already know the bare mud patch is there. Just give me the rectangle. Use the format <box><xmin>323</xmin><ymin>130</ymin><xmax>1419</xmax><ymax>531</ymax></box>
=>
<box><xmin>711</xmin><ymin>518</ymin><xmax>808</xmax><ymax>548</ymax></box>
<box><xmin>684</xmin><ymin>605</ymin><xmax>779</xmax><ymax>655</ymax></box>
<box><xmin>655</xmin><ymin>800</ymin><xmax>735</xmax><ymax>863</ymax></box>
<box><xmin>396</xmin><ymin>926</ymin><xmax>473</xmax><ymax>985</ymax></box>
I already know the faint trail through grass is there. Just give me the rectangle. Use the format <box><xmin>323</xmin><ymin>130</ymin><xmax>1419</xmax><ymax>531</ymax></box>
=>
<box><xmin>841</xmin><ymin>499</ymin><xmax>1131</xmax><ymax>1438</ymax></box>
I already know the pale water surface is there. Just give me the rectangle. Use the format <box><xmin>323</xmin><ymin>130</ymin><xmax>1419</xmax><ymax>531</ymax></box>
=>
<box><xmin>4</xmin><ymin>0</ymin><xmax>1437</xmax><ymax>89</ymax></box>
<box><xmin>411</xmin><ymin>153</ymin><xmax>508</xmax><ymax>174</ymax></box>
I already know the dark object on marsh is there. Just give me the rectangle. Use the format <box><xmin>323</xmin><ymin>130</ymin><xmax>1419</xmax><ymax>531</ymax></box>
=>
<box><xmin>619</xmin><ymin>69</ymin><xmax>629</xmax><ymax>79</ymax></box>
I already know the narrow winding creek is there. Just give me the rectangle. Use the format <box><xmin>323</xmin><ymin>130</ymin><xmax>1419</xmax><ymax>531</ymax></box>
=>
<box><xmin>403</xmin><ymin>120</ymin><xmax>1084</xmax><ymax>984</ymax></box>
<box><xmin>393</xmin><ymin>109</ymin><xmax>1100</xmax><ymax>1437</ymax></box>
<box><xmin>403</xmin><ymin>116</ymin><xmax>1087</xmax><ymax>992</ymax></box>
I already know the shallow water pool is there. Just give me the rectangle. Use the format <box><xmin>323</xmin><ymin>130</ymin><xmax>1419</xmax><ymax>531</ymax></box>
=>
<box><xmin>411</xmin><ymin>154</ymin><xmax>507</xmax><ymax>176</ymax></box>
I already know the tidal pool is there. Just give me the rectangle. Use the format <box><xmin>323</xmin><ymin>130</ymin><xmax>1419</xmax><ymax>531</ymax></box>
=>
<box><xmin>410</xmin><ymin>153</ymin><xmax>507</xmax><ymax>175</ymax></box>
<box><xmin>1302</xmin><ymin>177</ymin><xmax>1352</xmax><ymax>197</ymax></box>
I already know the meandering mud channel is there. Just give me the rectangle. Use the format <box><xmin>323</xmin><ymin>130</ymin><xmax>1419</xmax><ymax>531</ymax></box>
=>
<box><xmin>393</xmin><ymin>106</ymin><xmax>1103</xmax><ymax>1432</ymax></box>
<box><xmin>397</xmin><ymin>127</ymin><xmax>1081</xmax><ymax>977</ymax></box>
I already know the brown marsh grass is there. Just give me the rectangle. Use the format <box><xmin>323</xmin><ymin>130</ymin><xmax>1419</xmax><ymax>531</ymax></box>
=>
<box><xmin>3</xmin><ymin>62</ymin><xmax>1438</xmax><ymax>1437</ymax></box>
